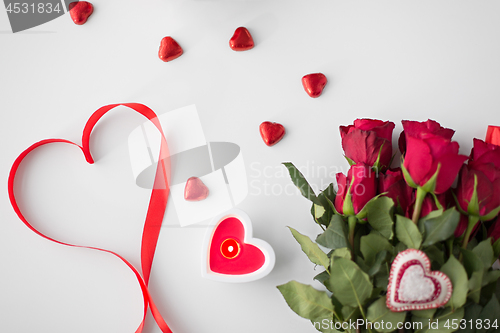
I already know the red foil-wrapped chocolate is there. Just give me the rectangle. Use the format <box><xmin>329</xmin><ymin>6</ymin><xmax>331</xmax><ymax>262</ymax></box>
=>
<box><xmin>259</xmin><ymin>121</ymin><xmax>285</xmax><ymax>147</ymax></box>
<box><xmin>69</xmin><ymin>1</ymin><xmax>94</xmax><ymax>25</ymax></box>
<box><xmin>229</xmin><ymin>27</ymin><xmax>254</xmax><ymax>51</ymax></box>
<box><xmin>184</xmin><ymin>177</ymin><xmax>209</xmax><ymax>201</ymax></box>
<box><xmin>158</xmin><ymin>37</ymin><xmax>183</xmax><ymax>62</ymax></box>
<box><xmin>302</xmin><ymin>73</ymin><xmax>327</xmax><ymax>98</ymax></box>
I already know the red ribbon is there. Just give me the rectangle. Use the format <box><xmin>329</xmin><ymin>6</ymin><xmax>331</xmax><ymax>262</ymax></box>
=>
<box><xmin>8</xmin><ymin>103</ymin><xmax>173</xmax><ymax>333</ymax></box>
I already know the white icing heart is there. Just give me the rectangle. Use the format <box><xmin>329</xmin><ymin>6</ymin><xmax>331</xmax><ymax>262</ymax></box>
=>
<box><xmin>399</xmin><ymin>265</ymin><xmax>435</xmax><ymax>302</ymax></box>
<box><xmin>386</xmin><ymin>249</ymin><xmax>452</xmax><ymax>312</ymax></box>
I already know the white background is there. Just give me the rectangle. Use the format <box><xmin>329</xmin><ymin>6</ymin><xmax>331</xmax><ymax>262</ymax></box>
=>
<box><xmin>1</xmin><ymin>1</ymin><xmax>500</xmax><ymax>332</ymax></box>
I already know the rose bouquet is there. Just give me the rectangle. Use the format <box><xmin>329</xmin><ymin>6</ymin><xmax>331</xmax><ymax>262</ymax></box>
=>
<box><xmin>278</xmin><ymin>120</ymin><xmax>500</xmax><ymax>333</ymax></box>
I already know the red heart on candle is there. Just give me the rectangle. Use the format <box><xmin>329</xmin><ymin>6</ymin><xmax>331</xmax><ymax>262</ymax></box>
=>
<box><xmin>302</xmin><ymin>73</ymin><xmax>327</xmax><ymax>98</ymax></box>
<box><xmin>158</xmin><ymin>37</ymin><xmax>183</xmax><ymax>62</ymax></box>
<box><xmin>209</xmin><ymin>217</ymin><xmax>266</xmax><ymax>275</ymax></box>
<box><xmin>184</xmin><ymin>177</ymin><xmax>209</xmax><ymax>201</ymax></box>
<box><xmin>259</xmin><ymin>121</ymin><xmax>285</xmax><ymax>147</ymax></box>
<box><xmin>386</xmin><ymin>249</ymin><xmax>452</xmax><ymax>312</ymax></box>
<box><xmin>69</xmin><ymin>1</ymin><xmax>94</xmax><ymax>25</ymax></box>
<box><xmin>229</xmin><ymin>27</ymin><xmax>254</xmax><ymax>51</ymax></box>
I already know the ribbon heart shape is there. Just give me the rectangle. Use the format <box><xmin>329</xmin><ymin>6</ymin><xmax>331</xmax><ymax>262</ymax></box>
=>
<box><xmin>8</xmin><ymin>104</ymin><xmax>173</xmax><ymax>333</ymax></box>
<box><xmin>201</xmin><ymin>209</ymin><xmax>275</xmax><ymax>283</ymax></box>
<box><xmin>386</xmin><ymin>249</ymin><xmax>452</xmax><ymax>312</ymax></box>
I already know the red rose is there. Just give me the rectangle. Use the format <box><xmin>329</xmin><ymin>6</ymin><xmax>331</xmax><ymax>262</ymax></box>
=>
<box><xmin>456</xmin><ymin>139</ymin><xmax>500</xmax><ymax>220</ymax></box>
<box><xmin>455</xmin><ymin>214</ymin><xmax>481</xmax><ymax>238</ymax></box>
<box><xmin>487</xmin><ymin>218</ymin><xmax>500</xmax><ymax>243</ymax></box>
<box><xmin>378</xmin><ymin>168</ymin><xmax>413</xmax><ymax>213</ymax></box>
<box><xmin>402</xmin><ymin>120</ymin><xmax>467</xmax><ymax>194</ymax></box>
<box><xmin>398</xmin><ymin>119</ymin><xmax>454</xmax><ymax>155</ymax></box>
<box><xmin>486</xmin><ymin>125</ymin><xmax>500</xmax><ymax>146</ymax></box>
<box><xmin>340</xmin><ymin>119</ymin><xmax>395</xmax><ymax>169</ymax></box>
<box><xmin>335</xmin><ymin>165</ymin><xmax>377</xmax><ymax>215</ymax></box>
<box><xmin>418</xmin><ymin>192</ymin><xmax>449</xmax><ymax>218</ymax></box>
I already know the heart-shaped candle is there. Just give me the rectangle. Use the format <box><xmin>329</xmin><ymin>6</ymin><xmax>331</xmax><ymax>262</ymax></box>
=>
<box><xmin>302</xmin><ymin>73</ymin><xmax>327</xmax><ymax>98</ymax></box>
<box><xmin>158</xmin><ymin>36</ymin><xmax>183</xmax><ymax>62</ymax></box>
<box><xmin>229</xmin><ymin>27</ymin><xmax>254</xmax><ymax>51</ymax></box>
<box><xmin>201</xmin><ymin>209</ymin><xmax>275</xmax><ymax>282</ymax></box>
<box><xmin>259</xmin><ymin>121</ymin><xmax>285</xmax><ymax>147</ymax></box>
<box><xmin>69</xmin><ymin>1</ymin><xmax>94</xmax><ymax>25</ymax></box>
<box><xmin>386</xmin><ymin>249</ymin><xmax>452</xmax><ymax>312</ymax></box>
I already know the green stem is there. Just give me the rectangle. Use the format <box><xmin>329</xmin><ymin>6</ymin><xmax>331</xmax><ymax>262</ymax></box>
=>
<box><xmin>348</xmin><ymin>215</ymin><xmax>357</xmax><ymax>260</ymax></box>
<box><xmin>411</xmin><ymin>187</ymin><xmax>427</xmax><ymax>224</ymax></box>
<box><xmin>461</xmin><ymin>215</ymin><xmax>480</xmax><ymax>251</ymax></box>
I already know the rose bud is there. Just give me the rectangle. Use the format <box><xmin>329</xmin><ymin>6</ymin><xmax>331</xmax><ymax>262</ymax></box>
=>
<box><xmin>335</xmin><ymin>164</ymin><xmax>377</xmax><ymax>216</ymax></box>
<box><xmin>456</xmin><ymin>139</ymin><xmax>500</xmax><ymax>221</ymax></box>
<box><xmin>401</xmin><ymin>119</ymin><xmax>467</xmax><ymax>194</ymax></box>
<box><xmin>378</xmin><ymin>168</ymin><xmax>413</xmax><ymax>214</ymax></box>
<box><xmin>340</xmin><ymin>119</ymin><xmax>395</xmax><ymax>171</ymax></box>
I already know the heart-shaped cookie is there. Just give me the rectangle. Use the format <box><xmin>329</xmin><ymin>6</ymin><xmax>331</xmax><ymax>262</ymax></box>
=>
<box><xmin>302</xmin><ymin>73</ymin><xmax>327</xmax><ymax>98</ymax></box>
<box><xmin>259</xmin><ymin>121</ymin><xmax>285</xmax><ymax>147</ymax></box>
<box><xmin>201</xmin><ymin>209</ymin><xmax>275</xmax><ymax>282</ymax></box>
<box><xmin>229</xmin><ymin>27</ymin><xmax>254</xmax><ymax>51</ymax></box>
<box><xmin>386</xmin><ymin>249</ymin><xmax>452</xmax><ymax>312</ymax></box>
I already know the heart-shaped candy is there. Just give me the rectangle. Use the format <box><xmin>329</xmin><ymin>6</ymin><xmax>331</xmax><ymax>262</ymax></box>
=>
<box><xmin>69</xmin><ymin>1</ymin><xmax>94</xmax><ymax>25</ymax></box>
<box><xmin>184</xmin><ymin>176</ymin><xmax>209</xmax><ymax>201</ymax></box>
<box><xmin>259</xmin><ymin>121</ymin><xmax>285</xmax><ymax>147</ymax></box>
<box><xmin>302</xmin><ymin>73</ymin><xmax>327</xmax><ymax>98</ymax></box>
<box><xmin>229</xmin><ymin>27</ymin><xmax>254</xmax><ymax>51</ymax></box>
<box><xmin>201</xmin><ymin>209</ymin><xmax>275</xmax><ymax>282</ymax></box>
<box><xmin>158</xmin><ymin>36</ymin><xmax>183</xmax><ymax>62</ymax></box>
<box><xmin>386</xmin><ymin>249</ymin><xmax>452</xmax><ymax>312</ymax></box>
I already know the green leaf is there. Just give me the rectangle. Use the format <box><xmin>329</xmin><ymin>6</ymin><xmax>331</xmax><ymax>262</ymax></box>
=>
<box><xmin>360</xmin><ymin>232</ymin><xmax>393</xmax><ymax>265</ymax></box>
<box><xmin>418</xmin><ymin>208</ymin><xmax>444</xmax><ymax>236</ymax></box>
<box><xmin>411</xmin><ymin>308</ymin><xmax>436</xmax><ymax>319</ymax></box>
<box><xmin>396</xmin><ymin>214</ymin><xmax>423</xmax><ymax>249</ymax></box>
<box><xmin>283</xmin><ymin>162</ymin><xmax>321</xmax><ymax>205</ymax></box>
<box><xmin>312</xmin><ymin>321</ymin><xmax>343</xmax><ymax>333</ymax></box>
<box><xmin>493</xmin><ymin>238</ymin><xmax>500</xmax><ymax>259</ymax></box>
<box><xmin>456</xmin><ymin>303</ymin><xmax>482</xmax><ymax>333</ymax></box>
<box><xmin>422</xmin><ymin>208</ymin><xmax>460</xmax><ymax>247</ymax></box>
<box><xmin>365</xmin><ymin>196</ymin><xmax>395</xmax><ymax>240</ymax></box>
<box><xmin>314</xmin><ymin>271</ymin><xmax>330</xmax><ymax>284</ymax></box>
<box><xmin>316</xmin><ymin>215</ymin><xmax>348</xmax><ymax>250</ymax></box>
<box><xmin>468</xmin><ymin>270</ymin><xmax>484</xmax><ymax>303</ymax></box>
<box><xmin>413</xmin><ymin>307</ymin><xmax>464</xmax><ymax>333</ymax></box>
<box><xmin>314</xmin><ymin>204</ymin><xmax>326</xmax><ymax>220</ymax></box>
<box><xmin>277</xmin><ymin>281</ymin><xmax>336</xmax><ymax>323</ymax></box>
<box><xmin>461</xmin><ymin>248</ymin><xmax>484</xmax><ymax>277</ymax></box>
<box><xmin>289</xmin><ymin>227</ymin><xmax>330</xmax><ymax>269</ymax></box>
<box><xmin>331</xmin><ymin>247</ymin><xmax>352</xmax><ymax>260</ymax></box>
<box><xmin>341</xmin><ymin>305</ymin><xmax>360</xmax><ymax>322</ymax></box>
<box><xmin>368</xmin><ymin>250</ymin><xmax>388</xmax><ymax>277</ymax></box>
<box><xmin>424</xmin><ymin>245</ymin><xmax>445</xmax><ymax>267</ymax></box>
<box><xmin>401</xmin><ymin>162</ymin><xmax>418</xmax><ymax>188</ymax></box>
<box><xmin>366</xmin><ymin>296</ymin><xmax>406</xmax><ymax>333</ymax></box>
<box><xmin>472</xmin><ymin>239</ymin><xmax>494</xmax><ymax>270</ymax></box>
<box><xmin>394</xmin><ymin>241</ymin><xmax>408</xmax><ymax>254</ymax></box>
<box><xmin>482</xmin><ymin>270</ymin><xmax>500</xmax><ymax>287</ymax></box>
<box><xmin>477</xmin><ymin>295</ymin><xmax>500</xmax><ymax>333</ymax></box>
<box><xmin>329</xmin><ymin>258</ymin><xmax>373</xmax><ymax>308</ymax></box>
<box><xmin>440</xmin><ymin>255</ymin><xmax>468</xmax><ymax>310</ymax></box>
